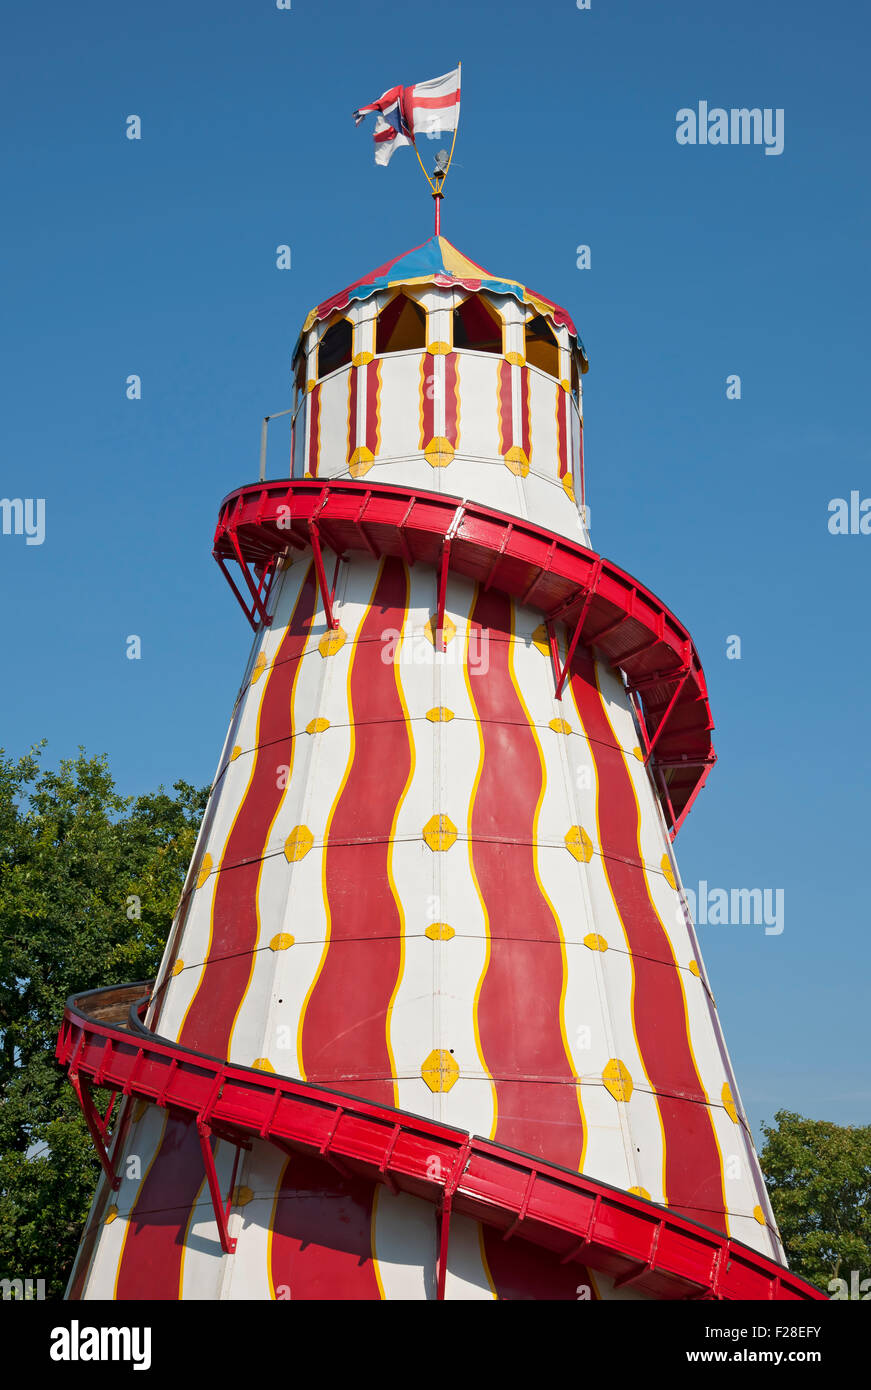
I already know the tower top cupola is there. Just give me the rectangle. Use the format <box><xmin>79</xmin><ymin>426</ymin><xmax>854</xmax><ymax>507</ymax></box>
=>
<box><xmin>296</xmin><ymin>235</ymin><xmax>589</xmax><ymax>369</ymax></box>
<box><xmin>290</xmin><ymin>236</ymin><xmax>590</xmax><ymax>546</ymax></box>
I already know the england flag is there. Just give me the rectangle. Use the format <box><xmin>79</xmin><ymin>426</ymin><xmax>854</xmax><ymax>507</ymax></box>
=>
<box><xmin>353</xmin><ymin>67</ymin><xmax>461</xmax><ymax>166</ymax></box>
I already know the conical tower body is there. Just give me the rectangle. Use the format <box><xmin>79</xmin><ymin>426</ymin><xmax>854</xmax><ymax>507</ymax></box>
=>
<box><xmin>60</xmin><ymin>238</ymin><xmax>820</xmax><ymax>1301</ymax></box>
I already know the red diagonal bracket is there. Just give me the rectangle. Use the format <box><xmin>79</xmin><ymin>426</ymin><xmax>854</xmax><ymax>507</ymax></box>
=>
<box><xmin>308</xmin><ymin>520</ymin><xmax>339</xmax><ymax>630</ymax></box>
<box><xmin>68</xmin><ymin>1071</ymin><xmax>121</xmax><ymax>1190</ymax></box>
<box><xmin>227</xmin><ymin>529</ymin><xmax>274</xmax><ymax>629</ymax></box>
<box><xmin>553</xmin><ymin>557</ymin><xmax>603</xmax><ymax>699</ymax></box>
<box><xmin>435</xmin><ymin>502</ymin><xmax>466</xmax><ymax>653</ymax></box>
<box><xmin>436</xmin><ymin>1138</ymin><xmax>471</xmax><ymax>1300</ymax></box>
<box><xmin>196</xmin><ymin>1121</ymin><xmax>239</xmax><ymax>1255</ymax></box>
<box><xmin>644</xmin><ymin>643</ymin><xmax>693</xmax><ymax>765</ymax></box>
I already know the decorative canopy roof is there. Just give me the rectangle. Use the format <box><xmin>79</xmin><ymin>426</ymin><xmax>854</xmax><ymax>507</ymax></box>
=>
<box><xmin>297</xmin><ymin>236</ymin><xmax>588</xmax><ymax>367</ymax></box>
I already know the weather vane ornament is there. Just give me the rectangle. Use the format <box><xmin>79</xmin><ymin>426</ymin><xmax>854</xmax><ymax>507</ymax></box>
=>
<box><xmin>353</xmin><ymin>65</ymin><xmax>461</xmax><ymax>231</ymax></box>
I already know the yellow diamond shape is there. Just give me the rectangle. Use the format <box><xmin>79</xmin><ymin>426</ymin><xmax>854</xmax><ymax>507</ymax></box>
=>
<box><xmin>562</xmin><ymin>474</ymin><xmax>576</xmax><ymax>502</ymax></box>
<box><xmin>252</xmin><ymin>1058</ymin><xmax>275</xmax><ymax>1073</ymax></box>
<box><xmin>722</xmin><ymin>1082</ymin><xmax>739</xmax><ymax>1124</ymax></box>
<box><xmin>549</xmin><ymin>718</ymin><xmax>572</xmax><ymax>735</ymax></box>
<box><xmin>424</xmin><ymin>613</ymin><xmax>456</xmax><ymax>647</ymax></box>
<box><xmin>269</xmin><ymin>933</ymin><xmax>295</xmax><ymax>951</ymax></box>
<box><xmin>196</xmin><ymin>854</ymin><xmax>213</xmax><ymax>889</ymax></box>
<box><xmin>251</xmin><ymin>653</ymin><xmax>267</xmax><ymax>684</ymax></box>
<box><xmin>424</xmin><ymin>436</ymin><xmax>455</xmax><ymax>468</ymax></box>
<box><xmin>349</xmin><ymin>446</ymin><xmax>374</xmax><ymax>478</ymax></box>
<box><xmin>504</xmin><ymin>445</ymin><xmax>529</xmax><ymax>476</ymax></box>
<box><xmin>284</xmin><ymin>826</ymin><xmax>313</xmax><ymax>862</ymax></box>
<box><xmin>661</xmin><ymin>855</ymin><xmax>677</xmax><ymax>889</ymax></box>
<box><xmin>306</xmin><ymin>717</ymin><xmax>330</xmax><ymax>734</ymax></box>
<box><xmin>688</xmin><ymin>960</ymin><xmax>701</xmax><ymax>978</ymax></box>
<box><xmin>530</xmin><ymin>622</ymin><xmax>550</xmax><ymax>657</ymax></box>
<box><xmin>421</xmin><ymin>1049</ymin><xmax>459</xmax><ymax>1093</ymax></box>
<box><xmin>628</xmin><ymin>1186</ymin><xmax>651</xmax><ymax>1201</ymax></box>
<box><xmin>426</xmin><ymin>707</ymin><xmax>454</xmax><ymax>723</ymax></box>
<box><xmin>425</xmin><ymin>922</ymin><xmax>455</xmax><ymax>941</ymax></box>
<box><xmin>423</xmin><ymin>815</ymin><xmax>457</xmax><ymax>852</ymax></box>
<box><xmin>230</xmin><ymin>745</ymin><xmax>242</xmax><ymax>761</ymax></box>
<box><xmin>233</xmin><ymin>1185</ymin><xmax>254</xmax><ymax>1207</ymax></box>
<box><xmin>602</xmin><ymin>1059</ymin><xmax>633</xmax><ymax>1103</ymax></box>
<box><xmin>753</xmin><ymin>1205</ymin><xmax>767</xmax><ymax>1226</ymax></box>
<box><xmin>565</xmin><ymin>826</ymin><xmax>594</xmax><ymax>863</ymax></box>
<box><xmin>583</xmin><ymin>933</ymin><xmax>608</xmax><ymax>952</ymax></box>
<box><xmin>319</xmin><ymin>626</ymin><xmax>346</xmax><ymax>657</ymax></box>
<box><xmin>632</xmin><ymin>746</ymin><xmax>644</xmax><ymax>761</ymax></box>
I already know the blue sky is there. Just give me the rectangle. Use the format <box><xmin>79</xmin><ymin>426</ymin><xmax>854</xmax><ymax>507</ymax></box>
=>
<box><xmin>2</xmin><ymin>0</ymin><xmax>868</xmax><ymax>1138</ymax></box>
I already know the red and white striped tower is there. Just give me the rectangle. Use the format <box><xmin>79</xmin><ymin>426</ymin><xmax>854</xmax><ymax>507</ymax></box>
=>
<box><xmin>59</xmin><ymin>233</ymin><xmax>824</xmax><ymax>1301</ymax></box>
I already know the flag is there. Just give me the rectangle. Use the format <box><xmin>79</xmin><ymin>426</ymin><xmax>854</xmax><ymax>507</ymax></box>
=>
<box><xmin>353</xmin><ymin>67</ymin><xmax>461</xmax><ymax>166</ymax></box>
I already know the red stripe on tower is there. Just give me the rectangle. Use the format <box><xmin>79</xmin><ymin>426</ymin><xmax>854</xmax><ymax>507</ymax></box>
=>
<box><xmin>365</xmin><ymin>359</ymin><xmax>381</xmax><ymax>456</ymax></box>
<box><xmin>346</xmin><ymin>368</ymin><xmax>359</xmax><ymax>466</ymax></box>
<box><xmin>300</xmin><ymin>558</ymin><xmax>412</xmax><ymax>1102</ymax></box>
<box><xmin>444</xmin><ymin>353</ymin><xmax>460</xmax><ymax>447</ymax></box>
<box><xmin>567</xmin><ymin>653</ymin><xmax>727</xmax><ymax>1231</ymax></box>
<box><xmin>466</xmin><ymin>589</ymin><xmax>583</xmax><ymax>1171</ymax></box>
<box><xmin>115</xmin><ymin>1114</ymin><xmax>209</xmax><ymax>1299</ymax></box>
<box><xmin>178</xmin><ymin>568</ymin><xmax>318</xmax><ymax>1056</ymax></box>
<box><xmin>307</xmin><ymin>383</ymin><xmax>321</xmax><ymax>477</ymax></box>
<box><xmin>497</xmin><ymin>360</ymin><xmax>513</xmax><ymax>455</ymax></box>
<box><xmin>420</xmin><ymin>357</ymin><xmax>434</xmax><ymax>450</ymax></box>
<box><xmin>519</xmin><ymin>366</ymin><xmax>532</xmax><ymax>463</ymax></box>
<box><xmin>482</xmin><ymin>1229</ymin><xmax>597</xmax><ymax>1301</ymax></box>
<box><xmin>556</xmin><ymin>385</ymin><xmax>570</xmax><ymax>481</ymax></box>
<box><xmin>270</xmin><ymin>1153</ymin><xmax>382</xmax><ymax>1300</ymax></box>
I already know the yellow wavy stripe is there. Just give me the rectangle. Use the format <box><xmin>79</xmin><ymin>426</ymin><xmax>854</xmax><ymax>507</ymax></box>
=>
<box><xmin>112</xmin><ymin>1110</ymin><xmax>169</xmax><ymax>1300</ymax></box>
<box><xmin>452</xmin><ymin>353</ymin><xmax>461</xmax><ymax>448</ymax></box>
<box><xmin>373</xmin><ymin>359</ymin><xmax>383</xmax><ymax>458</ymax></box>
<box><xmin>384</xmin><ymin>563</ymin><xmax>415</xmax><ymax>1108</ymax></box>
<box><xmin>178</xmin><ymin>1169</ymin><xmax>209</xmax><ymax>1298</ymax></box>
<box><xmin>418</xmin><ymin>354</ymin><xmax>427</xmax><ymax>451</ymax></box>
<box><xmin>507</xmin><ymin>614</ymin><xmax>587</xmax><ymax>1170</ymax></box>
<box><xmin>226</xmin><ymin>565</ymin><xmax>316</xmax><ymax>1055</ymax></box>
<box><xmin>463</xmin><ymin>586</ymin><xmax>498</xmax><ymax>1134</ymax></box>
<box><xmin>267</xmin><ymin>1153</ymin><xmax>290</xmax><ymax>1300</ymax></box>
<box><xmin>371</xmin><ymin>1187</ymin><xmax>386</xmax><ymax>1300</ymax></box>
<box><xmin>177</xmin><ymin>564</ymin><xmax>312</xmax><ymax>1045</ymax></box>
<box><xmin>565</xmin><ymin>663</ymin><xmax>665</xmax><ymax>1198</ymax></box>
<box><xmin>296</xmin><ymin>562</ymin><xmax>381</xmax><ymax>1077</ymax></box>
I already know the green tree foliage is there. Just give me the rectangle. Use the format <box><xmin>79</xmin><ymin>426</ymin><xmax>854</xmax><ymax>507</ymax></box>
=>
<box><xmin>0</xmin><ymin>744</ymin><xmax>207</xmax><ymax>1299</ymax></box>
<box><xmin>760</xmin><ymin>1110</ymin><xmax>871</xmax><ymax>1293</ymax></box>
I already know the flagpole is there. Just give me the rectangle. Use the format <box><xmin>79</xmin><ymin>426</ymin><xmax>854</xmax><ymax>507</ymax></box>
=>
<box><xmin>356</xmin><ymin>66</ymin><xmax>461</xmax><ymax>234</ymax></box>
<box><xmin>430</xmin><ymin>61</ymin><xmax>461</xmax><ymax>235</ymax></box>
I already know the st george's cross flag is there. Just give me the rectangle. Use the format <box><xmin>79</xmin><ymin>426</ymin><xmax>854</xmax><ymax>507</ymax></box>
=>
<box><xmin>353</xmin><ymin>67</ymin><xmax>461</xmax><ymax>166</ymax></box>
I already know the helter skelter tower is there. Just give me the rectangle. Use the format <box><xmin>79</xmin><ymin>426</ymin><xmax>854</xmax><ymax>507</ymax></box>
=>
<box><xmin>59</xmin><ymin>220</ymin><xmax>824</xmax><ymax>1300</ymax></box>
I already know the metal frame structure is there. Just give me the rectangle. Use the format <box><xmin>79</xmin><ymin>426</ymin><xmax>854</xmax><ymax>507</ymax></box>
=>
<box><xmin>212</xmin><ymin>479</ymin><xmax>715</xmax><ymax>835</ymax></box>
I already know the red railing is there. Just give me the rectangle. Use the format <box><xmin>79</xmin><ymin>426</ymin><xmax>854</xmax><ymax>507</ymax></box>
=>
<box><xmin>57</xmin><ymin>983</ymin><xmax>825</xmax><ymax>1302</ymax></box>
<box><xmin>212</xmin><ymin>479</ymin><xmax>715</xmax><ymax>834</ymax></box>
